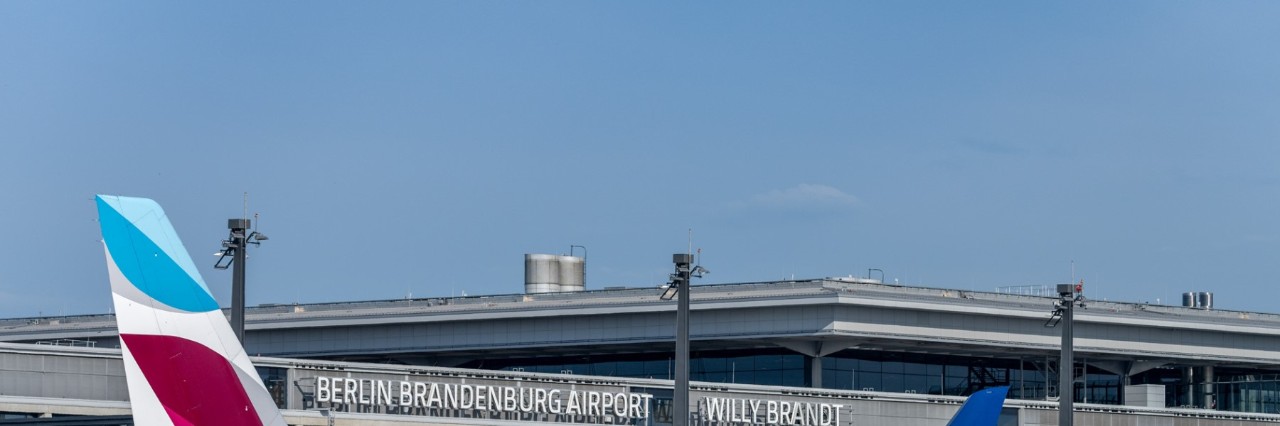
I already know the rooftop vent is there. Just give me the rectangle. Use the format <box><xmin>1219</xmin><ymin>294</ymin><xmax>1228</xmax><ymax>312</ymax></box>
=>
<box><xmin>524</xmin><ymin>254</ymin><xmax>585</xmax><ymax>294</ymax></box>
<box><xmin>1182</xmin><ymin>292</ymin><xmax>1214</xmax><ymax>310</ymax></box>
<box><xmin>828</xmin><ymin>275</ymin><xmax>882</xmax><ymax>284</ymax></box>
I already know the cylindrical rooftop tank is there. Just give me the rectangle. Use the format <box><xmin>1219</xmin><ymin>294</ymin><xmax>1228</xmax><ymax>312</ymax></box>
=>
<box><xmin>1198</xmin><ymin>292</ymin><xmax>1213</xmax><ymax>310</ymax></box>
<box><xmin>557</xmin><ymin>255</ymin><xmax>585</xmax><ymax>292</ymax></box>
<box><xmin>524</xmin><ymin>254</ymin><xmax>561</xmax><ymax>294</ymax></box>
<box><xmin>1182</xmin><ymin>292</ymin><xmax>1198</xmax><ymax>308</ymax></box>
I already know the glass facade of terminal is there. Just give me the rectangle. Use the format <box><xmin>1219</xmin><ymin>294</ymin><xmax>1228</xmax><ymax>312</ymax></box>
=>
<box><xmin>470</xmin><ymin>348</ymin><xmax>1125</xmax><ymax>404</ymax></box>
<box><xmin>465</xmin><ymin>348</ymin><xmax>1280</xmax><ymax>414</ymax></box>
<box><xmin>257</xmin><ymin>366</ymin><xmax>289</xmax><ymax>408</ymax></box>
<box><xmin>480</xmin><ymin>349</ymin><xmax>809</xmax><ymax>388</ymax></box>
<box><xmin>1126</xmin><ymin>368</ymin><xmax>1280</xmax><ymax>412</ymax></box>
<box><xmin>1216</xmin><ymin>374</ymin><xmax>1280</xmax><ymax>413</ymax></box>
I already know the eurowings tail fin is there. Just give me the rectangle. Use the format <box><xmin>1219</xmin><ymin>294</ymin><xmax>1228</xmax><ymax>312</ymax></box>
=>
<box><xmin>945</xmin><ymin>386</ymin><xmax>1009</xmax><ymax>426</ymax></box>
<box><xmin>96</xmin><ymin>195</ymin><xmax>285</xmax><ymax>426</ymax></box>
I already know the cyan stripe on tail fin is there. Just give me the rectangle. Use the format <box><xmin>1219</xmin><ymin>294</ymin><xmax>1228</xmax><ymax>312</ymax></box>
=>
<box><xmin>97</xmin><ymin>196</ymin><xmax>219</xmax><ymax>313</ymax></box>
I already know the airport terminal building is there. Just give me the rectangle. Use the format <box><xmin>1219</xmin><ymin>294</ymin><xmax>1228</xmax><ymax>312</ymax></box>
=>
<box><xmin>5</xmin><ymin>272</ymin><xmax>1280</xmax><ymax>425</ymax></box>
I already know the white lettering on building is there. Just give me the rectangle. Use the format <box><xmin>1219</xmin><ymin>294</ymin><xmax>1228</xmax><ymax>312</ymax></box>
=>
<box><xmin>701</xmin><ymin>396</ymin><xmax>844</xmax><ymax>426</ymax></box>
<box><xmin>314</xmin><ymin>375</ymin><xmax>653</xmax><ymax>421</ymax></box>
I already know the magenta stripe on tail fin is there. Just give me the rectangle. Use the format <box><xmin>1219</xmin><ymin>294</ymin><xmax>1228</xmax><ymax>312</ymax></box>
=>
<box><xmin>121</xmin><ymin>334</ymin><xmax>263</xmax><ymax>426</ymax></box>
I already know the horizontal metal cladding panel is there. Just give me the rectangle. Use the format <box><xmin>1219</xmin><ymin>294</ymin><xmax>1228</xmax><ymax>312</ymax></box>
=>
<box><xmin>830</xmin><ymin>305</ymin><xmax>1280</xmax><ymax>362</ymax></box>
<box><xmin>232</xmin><ymin>294</ymin><xmax>839</xmax><ymax>332</ymax></box>
<box><xmin>46</xmin><ymin>373</ymin><xmax>115</xmax><ymax>401</ymax></box>
<box><xmin>832</xmin><ymin>305</ymin><xmax>1057</xmax><ymax>342</ymax></box>
<box><xmin>699</xmin><ymin>305</ymin><xmax>833</xmax><ymax>338</ymax></box>
<box><xmin>1018</xmin><ymin>408</ymin><xmax>1279</xmax><ymax>426</ymax></box>
<box><xmin>248</xmin><ymin>305</ymin><xmax>836</xmax><ymax>357</ymax></box>
<box><xmin>0</xmin><ymin>352</ymin><xmax>129</xmax><ymax>401</ymax></box>
<box><xmin>5</xmin><ymin>352</ymin><xmax>43</xmax><ymax>372</ymax></box>
<box><xmin>844</xmin><ymin>399</ymin><xmax>949</xmax><ymax>423</ymax></box>
<box><xmin>0</xmin><ymin>371</ymin><xmax>43</xmax><ymax>396</ymax></box>
<box><xmin>837</xmin><ymin>293</ymin><xmax>1280</xmax><ymax>338</ymax></box>
<box><xmin>1084</xmin><ymin>320</ymin><xmax>1280</xmax><ymax>355</ymax></box>
<box><xmin>249</xmin><ymin>314</ymin><xmax>675</xmax><ymax>356</ymax></box>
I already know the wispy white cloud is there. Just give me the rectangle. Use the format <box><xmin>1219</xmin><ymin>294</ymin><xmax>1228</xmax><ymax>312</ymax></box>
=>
<box><xmin>749</xmin><ymin>184</ymin><xmax>859</xmax><ymax>209</ymax></box>
<box><xmin>958</xmin><ymin>138</ymin><xmax>1024</xmax><ymax>155</ymax></box>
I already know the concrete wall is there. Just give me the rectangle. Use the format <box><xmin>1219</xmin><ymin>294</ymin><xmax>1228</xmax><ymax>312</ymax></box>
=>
<box><xmin>0</xmin><ymin>347</ymin><xmax>127</xmax><ymax>402</ymax></box>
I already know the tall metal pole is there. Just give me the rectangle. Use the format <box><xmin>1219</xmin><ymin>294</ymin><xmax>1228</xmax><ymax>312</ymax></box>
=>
<box><xmin>229</xmin><ymin>219</ymin><xmax>250</xmax><ymax>343</ymax></box>
<box><xmin>673</xmin><ymin>253</ymin><xmax>693</xmax><ymax>426</ymax></box>
<box><xmin>1056</xmin><ymin>283</ymin><xmax>1075</xmax><ymax>426</ymax></box>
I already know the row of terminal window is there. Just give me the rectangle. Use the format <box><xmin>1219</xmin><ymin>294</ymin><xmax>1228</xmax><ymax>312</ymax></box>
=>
<box><xmin>304</xmin><ymin>349</ymin><xmax>1280</xmax><ymax>414</ymax></box>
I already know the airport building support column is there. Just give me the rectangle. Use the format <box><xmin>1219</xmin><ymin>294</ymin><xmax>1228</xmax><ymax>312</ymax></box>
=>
<box><xmin>811</xmin><ymin>356</ymin><xmax>823</xmax><ymax>388</ymax></box>
<box><xmin>776</xmin><ymin>341</ymin><xmax>852</xmax><ymax>389</ymax></box>
<box><xmin>1203</xmin><ymin>365</ymin><xmax>1215</xmax><ymax>409</ymax></box>
<box><xmin>1082</xmin><ymin>360</ymin><xmax>1088</xmax><ymax>404</ymax></box>
<box><xmin>1184</xmin><ymin>367</ymin><xmax>1196</xmax><ymax>407</ymax></box>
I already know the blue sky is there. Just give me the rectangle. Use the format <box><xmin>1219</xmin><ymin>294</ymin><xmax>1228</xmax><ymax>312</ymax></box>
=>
<box><xmin>1</xmin><ymin>2</ymin><xmax>1277</xmax><ymax>317</ymax></box>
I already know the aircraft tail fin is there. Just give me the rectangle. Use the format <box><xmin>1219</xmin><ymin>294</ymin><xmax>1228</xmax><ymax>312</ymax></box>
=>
<box><xmin>96</xmin><ymin>195</ymin><xmax>285</xmax><ymax>426</ymax></box>
<box><xmin>946</xmin><ymin>386</ymin><xmax>1009</xmax><ymax>426</ymax></box>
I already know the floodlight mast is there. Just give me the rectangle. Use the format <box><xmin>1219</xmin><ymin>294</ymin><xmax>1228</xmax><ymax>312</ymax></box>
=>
<box><xmin>1047</xmin><ymin>281</ymin><xmax>1085</xmax><ymax>426</ymax></box>
<box><xmin>214</xmin><ymin>218</ymin><xmax>266</xmax><ymax>344</ymax></box>
<box><xmin>661</xmin><ymin>253</ymin><xmax>706</xmax><ymax>426</ymax></box>
<box><xmin>673</xmin><ymin>253</ymin><xmax>692</xmax><ymax>426</ymax></box>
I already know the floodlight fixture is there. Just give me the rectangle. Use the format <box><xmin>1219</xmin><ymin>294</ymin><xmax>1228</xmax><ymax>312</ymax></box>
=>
<box><xmin>660</xmin><ymin>284</ymin><xmax>679</xmax><ymax>301</ymax></box>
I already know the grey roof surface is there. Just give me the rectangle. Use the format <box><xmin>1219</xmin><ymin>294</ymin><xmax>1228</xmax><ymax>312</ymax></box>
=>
<box><xmin>3</xmin><ymin>279</ymin><xmax>1279</xmax><ymax>338</ymax></box>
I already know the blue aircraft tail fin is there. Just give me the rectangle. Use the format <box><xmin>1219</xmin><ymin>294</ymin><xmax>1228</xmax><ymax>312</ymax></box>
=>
<box><xmin>946</xmin><ymin>386</ymin><xmax>1009</xmax><ymax>426</ymax></box>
